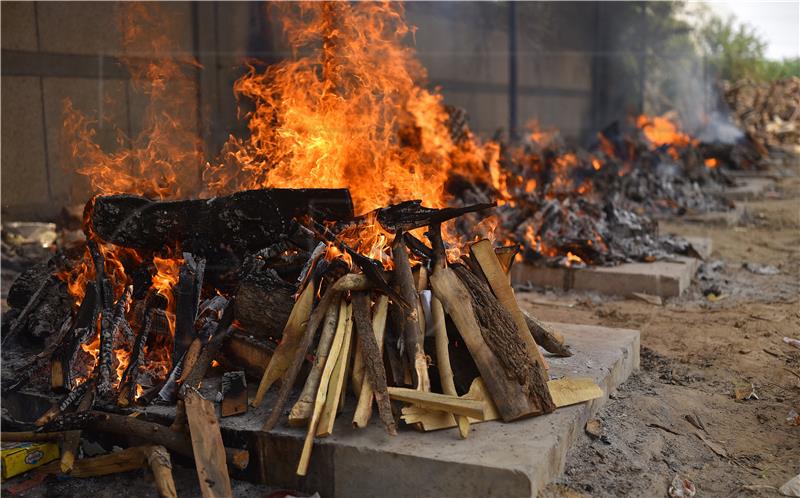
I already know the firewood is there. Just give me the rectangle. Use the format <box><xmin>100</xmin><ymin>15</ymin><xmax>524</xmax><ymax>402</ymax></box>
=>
<box><xmin>184</xmin><ymin>388</ymin><xmax>233</xmax><ymax>498</ymax></box>
<box><xmin>235</xmin><ymin>265</ymin><xmax>295</xmax><ymax>341</ymax></box>
<box><xmin>352</xmin><ymin>295</ymin><xmax>389</xmax><ymax>429</ymax></box>
<box><xmin>430</xmin><ymin>265</ymin><xmax>555</xmax><ymax>421</ymax></box>
<box><xmin>261</xmin><ymin>273</ymin><xmax>371</xmax><ymax>432</ymax></box>
<box><xmin>51</xmin><ymin>357</ymin><xmax>65</xmax><ymax>392</ymax></box>
<box><xmin>118</xmin><ymin>305</ymin><xmax>155</xmax><ymax>407</ymax></box>
<box><xmin>351</xmin><ymin>293</ymin><xmax>395</xmax><ymax>434</ymax></box>
<box><xmin>2</xmin><ymin>274</ymin><xmax>57</xmax><ymax>346</ymax></box>
<box><xmin>494</xmin><ymin>245</ymin><xmax>519</xmax><ymax>276</ymax></box>
<box><xmin>522</xmin><ymin>311</ymin><xmax>571</xmax><ymax>357</ymax></box>
<box><xmin>386</xmin><ymin>387</ymin><xmax>486</xmax><ymax>419</ymax></box>
<box><xmin>297</xmin><ymin>299</ymin><xmax>350</xmax><ymax>476</ymax></box>
<box><xmin>91</xmin><ymin>188</ymin><xmax>354</xmax><ymax>254</ymax></box>
<box><xmin>177</xmin><ymin>337</ymin><xmax>203</xmax><ymax>384</ymax></box>
<box><xmin>143</xmin><ymin>445</ymin><xmax>178</xmax><ymax>498</ymax></box>
<box><xmin>1</xmin><ymin>431</ymin><xmax>65</xmax><ymax>442</ymax></box>
<box><xmin>252</xmin><ymin>280</ymin><xmax>316</xmax><ymax>407</ymax></box>
<box><xmin>42</xmin><ymin>410</ymin><xmax>249</xmax><ymax>471</ymax></box>
<box><xmin>174</xmin><ymin>257</ymin><xmax>204</xmax><ymax>361</ymax></box>
<box><xmin>374</xmin><ymin>200</ymin><xmax>495</xmax><ymax>233</ymax></box>
<box><xmin>289</xmin><ymin>299</ymin><xmax>340</xmax><ymax>427</ymax></box>
<box><xmin>469</xmin><ymin>239</ymin><xmax>548</xmax><ymax>368</ymax></box>
<box><xmin>221</xmin><ymin>371</ymin><xmax>247</xmax><ymax>417</ymax></box>
<box><xmin>402</xmin><ymin>377</ymin><xmax>603</xmax><ymax>431</ymax></box>
<box><xmin>431</xmin><ymin>295</ymin><xmax>470</xmax><ymax>438</ymax></box>
<box><xmin>222</xmin><ymin>332</ymin><xmax>274</xmax><ymax>379</ymax></box>
<box><xmin>60</xmin><ymin>382</ymin><xmax>96</xmax><ymax>473</ymax></box>
<box><xmin>35</xmin><ymin>380</ymin><xmax>93</xmax><ymax>427</ymax></box>
<box><xmin>316</xmin><ymin>302</ymin><xmax>354</xmax><ymax>437</ymax></box>
<box><xmin>391</xmin><ymin>233</ymin><xmax>429</xmax><ymax>391</ymax></box>
<box><xmin>179</xmin><ymin>301</ymin><xmax>235</xmax><ymax>395</ymax></box>
<box><xmin>39</xmin><ymin>445</ymin><xmax>148</xmax><ymax>477</ymax></box>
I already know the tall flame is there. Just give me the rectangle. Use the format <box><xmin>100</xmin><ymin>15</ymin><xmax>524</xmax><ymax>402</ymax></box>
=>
<box><xmin>204</xmin><ymin>2</ymin><xmax>493</xmax><ymax>214</ymax></box>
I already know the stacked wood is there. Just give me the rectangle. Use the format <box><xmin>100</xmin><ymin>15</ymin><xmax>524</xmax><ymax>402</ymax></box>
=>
<box><xmin>723</xmin><ymin>76</ymin><xmax>800</xmax><ymax>154</ymax></box>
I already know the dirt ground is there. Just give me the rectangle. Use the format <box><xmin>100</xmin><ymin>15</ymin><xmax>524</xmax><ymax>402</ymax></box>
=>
<box><xmin>534</xmin><ymin>168</ymin><xmax>800</xmax><ymax>497</ymax></box>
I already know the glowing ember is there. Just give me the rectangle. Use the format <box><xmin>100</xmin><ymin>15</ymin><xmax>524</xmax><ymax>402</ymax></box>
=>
<box><xmin>704</xmin><ymin>157</ymin><xmax>718</xmax><ymax>168</ymax></box>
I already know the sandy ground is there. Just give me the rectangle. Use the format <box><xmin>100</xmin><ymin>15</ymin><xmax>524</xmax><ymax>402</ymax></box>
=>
<box><xmin>2</xmin><ymin>169</ymin><xmax>798</xmax><ymax>497</ymax></box>
<box><xmin>536</xmin><ymin>168</ymin><xmax>800</xmax><ymax>497</ymax></box>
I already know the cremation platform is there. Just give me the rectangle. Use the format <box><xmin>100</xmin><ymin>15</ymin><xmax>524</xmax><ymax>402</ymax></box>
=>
<box><xmin>511</xmin><ymin>236</ymin><xmax>710</xmax><ymax>298</ymax></box>
<box><xmin>158</xmin><ymin>322</ymin><xmax>637</xmax><ymax>497</ymax></box>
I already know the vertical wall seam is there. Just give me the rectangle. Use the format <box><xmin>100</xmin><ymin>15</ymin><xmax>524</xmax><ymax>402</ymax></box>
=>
<box><xmin>33</xmin><ymin>1</ymin><xmax>54</xmax><ymax>201</ymax></box>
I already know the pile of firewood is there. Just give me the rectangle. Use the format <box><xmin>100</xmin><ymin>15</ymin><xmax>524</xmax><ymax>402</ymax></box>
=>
<box><xmin>723</xmin><ymin>76</ymin><xmax>800</xmax><ymax>154</ymax></box>
<box><xmin>2</xmin><ymin>188</ymin><xmax>590</xmax><ymax>494</ymax></box>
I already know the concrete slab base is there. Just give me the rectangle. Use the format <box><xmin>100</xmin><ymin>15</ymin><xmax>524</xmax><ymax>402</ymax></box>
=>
<box><xmin>3</xmin><ymin>324</ymin><xmax>639</xmax><ymax>498</ymax></box>
<box><xmin>708</xmin><ymin>177</ymin><xmax>775</xmax><ymax>201</ymax></box>
<box><xmin>200</xmin><ymin>322</ymin><xmax>639</xmax><ymax>497</ymax></box>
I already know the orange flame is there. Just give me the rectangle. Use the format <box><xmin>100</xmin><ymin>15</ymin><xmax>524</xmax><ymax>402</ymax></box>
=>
<box><xmin>704</xmin><ymin>157</ymin><xmax>718</xmax><ymax>168</ymax></box>
<box><xmin>637</xmin><ymin>114</ymin><xmax>697</xmax><ymax>160</ymax></box>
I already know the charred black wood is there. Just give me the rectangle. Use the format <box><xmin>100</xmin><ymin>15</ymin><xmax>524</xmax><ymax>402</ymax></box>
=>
<box><xmin>39</xmin><ymin>411</ymin><xmax>109</xmax><ymax>433</ymax></box>
<box><xmin>178</xmin><ymin>300</ymin><xmax>235</xmax><ymax>398</ymax></box>
<box><xmin>374</xmin><ymin>200</ymin><xmax>495</xmax><ymax>233</ymax></box>
<box><xmin>3</xmin><ymin>275</ymin><xmax>57</xmax><ymax>346</ymax></box>
<box><xmin>173</xmin><ymin>256</ymin><xmax>204</xmax><ymax>361</ymax></box>
<box><xmin>403</xmin><ymin>232</ymin><xmax>433</xmax><ymax>262</ymax></box>
<box><xmin>90</xmin><ymin>188</ymin><xmax>354</xmax><ymax>254</ymax></box>
<box><xmin>58</xmin><ymin>380</ymin><xmax>95</xmax><ymax>414</ymax></box>
<box><xmin>118</xmin><ymin>306</ymin><xmax>155</xmax><ymax>406</ymax></box>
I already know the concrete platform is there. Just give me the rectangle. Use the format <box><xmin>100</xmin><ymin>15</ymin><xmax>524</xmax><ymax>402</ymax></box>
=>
<box><xmin>709</xmin><ymin>177</ymin><xmax>775</xmax><ymax>201</ymax></box>
<box><xmin>166</xmin><ymin>323</ymin><xmax>637</xmax><ymax>497</ymax></box>
<box><xmin>512</xmin><ymin>237</ymin><xmax>709</xmax><ymax>298</ymax></box>
<box><xmin>3</xmin><ymin>323</ymin><xmax>639</xmax><ymax>497</ymax></box>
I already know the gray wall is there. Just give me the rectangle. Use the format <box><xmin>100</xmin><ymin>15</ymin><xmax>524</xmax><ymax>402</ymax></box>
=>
<box><xmin>1</xmin><ymin>1</ymin><xmax>614</xmax><ymax>221</ymax></box>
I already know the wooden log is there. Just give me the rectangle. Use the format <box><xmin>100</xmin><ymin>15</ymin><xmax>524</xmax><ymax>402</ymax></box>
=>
<box><xmin>391</xmin><ymin>233</ymin><xmax>429</xmax><ymax>391</ymax></box>
<box><xmin>177</xmin><ymin>337</ymin><xmax>203</xmax><ymax>384</ymax></box>
<box><xmin>351</xmin><ymin>293</ymin><xmax>395</xmax><ymax>434</ymax></box>
<box><xmin>430</xmin><ymin>265</ymin><xmax>555</xmax><ymax>421</ymax></box>
<box><xmin>90</xmin><ymin>189</ymin><xmax>354</xmax><ymax>254</ymax></box>
<box><xmin>387</xmin><ymin>387</ymin><xmax>486</xmax><ymax>419</ymax></box>
<box><xmin>297</xmin><ymin>299</ymin><xmax>350</xmax><ymax>476</ymax></box>
<box><xmin>118</xmin><ymin>305</ymin><xmax>155</xmax><ymax>407</ymax></box>
<box><xmin>352</xmin><ymin>295</ymin><xmax>389</xmax><ymax>429</ymax></box>
<box><xmin>0</xmin><ymin>431</ymin><xmax>65</xmax><ymax>442</ymax></box>
<box><xmin>143</xmin><ymin>445</ymin><xmax>178</xmax><ymax>498</ymax></box>
<box><xmin>261</xmin><ymin>273</ymin><xmax>371</xmax><ymax>431</ymax></box>
<box><xmin>252</xmin><ymin>280</ymin><xmax>316</xmax><ymax>407</ymax></box>
<box><xmin>432</xmin><ymin>295</ymin><xmax>470</xmax><ymax>438</ymax></box>
<box><xmin>39</xmin><ymin>445</ymin><xmax>147</xmax><ymax>477</ymax></box>
<box><xmin>185</xmin><ymin>388</ymin><xmax>233</xmax><ymax>498</ymax></box>
<box><xmin>173</xmin><ymin>257</ymin><xmax>203</xmax><ymax>361</ymax></box>
<box><xmin>469</xmin><ymin>239</ymin><xmax>548</xmax><ymax>368</ymax></box>
<box><xmin>179</xmin><ymin>301</ymin><xmax>235</xmax><ymax>396</ymax></box>
<box><xmin>221</xmin><ymin>371</ymin><xmax>247</xmax><ymax>417</ymax></box>
<box><xmin>35</xmin><ymin>380</ymin><xmax>94</xmax><ymax>427</ymax></box>
<box><xmin>2</xmin><ymin>274</ymin><xmax>57</xmax><ymax>346</ymax></box>
<box><xmin>221</xmin><ymin>332</ymin><xmax>274</xmax><ymax>379</ymax></box>
<box><xmin>288</xmin><ymin>299</ymin><xmax>340</xmax><ymax>427</ymax></box>
<box><xmin>235</xmin><ymin>266</ymin><xmax>295</xmax><ymax>341</ymax></box>
<box><xmin>60</xmin><ymin>382</ymin><xmax>96</xmax><ymax>473</ymax></box>
<box><xmin>44</xmin><ymin>410</ymin><xmax>249</xmax><ymax>471</ymax></box>
<box><xmin>51</xmin><ymin>356</ymin><xmax>65</xmax><ymax>392</ymax></box>
<box><xmin>374</xmin><ymin>200</ymin><xmax>495</xmax><ymax>233</ymax></box>
<box><xmin>316</xmin><ymin>302</ymin><xmax>353</xmax><ymax>437</ymax></box>
<box><xmin>494</xmin><ymin>245</ymin><xmax>519</xmax><ymax>276</ymax></box>
<box><xmin>523</xmin><ymin>311</ymin><xmax>571</xmax><ymax>357</ymax></box>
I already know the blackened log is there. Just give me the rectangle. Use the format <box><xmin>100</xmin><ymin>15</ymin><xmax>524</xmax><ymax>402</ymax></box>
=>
<box><xmin>178</xmin><ymin>301</ymin><xmax>235</xmax><ymax>397</ymax></box>
<box><xmin>351</xmin><ymin>292</ymin><xmax>396</xmax><ymax>435</ymax></box>
<box><xmin>173</xmin><ymin>257</ymin><xmax>204</xmax><ymax>361</ymax></box>
<box><xmin>234</xmin><ymin>266</ymin><xmax>295</xmax><ymax>341</ymax></box>
<box><xmin>403</xmin><ymin>232</ymin><xmax>433</xmax><ymax>261</ymax></box>
<box><xmin>90</xmin><ymin>189</ymin><xmax>354</xmax><ymax>254</ymax></box>
<box><xmin>3</xmin><ymin>275</ymin><xmax>56</xmax><ymax>346</ymax></box>
<box><xmin>118</xmin><ymin>306</ymin><xmax>155</xmax><ymax>406</ymax></box>
<box><xmin>374</xmin><ymin>200</ymin><xmax>495</xmax><ymax>233</ymax></box>
<box><xmin>40</xmin><ymin>411</ymin><xmax>249</xmax><ymax>471</ymax></box>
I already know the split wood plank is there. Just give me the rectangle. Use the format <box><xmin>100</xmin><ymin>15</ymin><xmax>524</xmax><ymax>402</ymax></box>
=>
<box><xmin>352</xmin><ymin>295</ymin><xmax>389</xmax><ymax>429</ymax></box>
<box><xmin>431</xmin><ymin>295</ymin><xmax>470</xmax><ymax>438</ymax></box>
<box><xmin>430</xmin><ymin>266</ymin><xmax>554</xmax><ymax>421</ymax></box>
<box><xmin>184</xmin><ymin>389</ymin><xmax>232</xmax><ymax>498</ymax></box>
<box><xmin>39</xmin><ymin>445</ymin><xmax>147</xmax><ymax>478</ymax></box>
<box><xmin>252</xmin><ymin>280</ymin><xmax>316</xmax><ymax>407</ymax></box>
<box><xmin>387</xmin><ymin>387</ymin><xmax>486</xmax><ymax>419</ymax></box>
<box><xmin>470</xmin><ymin>239</ymin><xmax>547</xmax><ymax>368</ymax></box>
<box><xmin>297</xmin><ymin>300</ymin><xmax>350</xmax><ymax>476</ymax></box>
<box><xmin>317</xmin><ymin>302</ymin><xmax>353</xmax><ymax>437</ymax></box>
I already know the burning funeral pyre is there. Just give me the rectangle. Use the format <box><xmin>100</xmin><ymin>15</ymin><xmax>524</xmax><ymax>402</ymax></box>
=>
<box><xmin>0</xmin><ymin>1</ymin><xmax>768</xmax><ymax>490</ymax></box>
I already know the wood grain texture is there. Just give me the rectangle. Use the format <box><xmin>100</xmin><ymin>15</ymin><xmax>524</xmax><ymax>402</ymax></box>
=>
<box><xmin>185</xmin><ymin>389</ymin><xmax>232</xmax><ymax>498</ymax></box>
